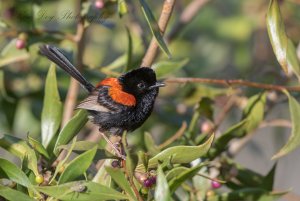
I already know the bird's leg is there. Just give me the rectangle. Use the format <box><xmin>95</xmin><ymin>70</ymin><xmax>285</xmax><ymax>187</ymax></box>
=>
<box><xmin>98</xmin><ymin>130</ymin><xmax>126</xmax><ymax>160</ymax></box>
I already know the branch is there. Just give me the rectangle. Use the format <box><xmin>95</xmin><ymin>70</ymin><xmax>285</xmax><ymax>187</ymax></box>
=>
<box><xmin>141</xmin><ymin>0</ymin><xmax>176</xmax><ymax>67</ymax></box>
<box><xmin>166</xmin><ymin>77</ymin><xmax>300</xmax><ymax>92</ymax></box>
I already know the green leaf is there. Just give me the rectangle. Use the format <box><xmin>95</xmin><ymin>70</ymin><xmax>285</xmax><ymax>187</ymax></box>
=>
<box><xmin>144</xmin><ymin>132</ymin><xmax>160</xmax><ymax>156</ymax></box>
<box><xmin>210</xmin><ymin>93</ymin><xmax>266</xmax><ymax>158</ymax></box>
<box><xmin>260</xmin><ymin>163</ymin><xmax>277</xmax><ymax>191</ymax></box>
<box><xmin>168</xmin><ymin>164</ymin><xmax>205</xmax><ymax>193</ymax></box>
<box><xmin>152</xmin><ymin>58</ymin><xmax>189</xmax><ymax>78</ymax></box>
<box><xmin>58</xmin><ymin>146</ymin><xmax>97</xmax><ymax>184</ymax></box>
<box><xmin>122</xmin><ymin>132</ymin><xmax>138</xmax><ymax>179</ymax></box>
<box><xmin>139</xmin><ymin>0</ymin><xmax>172</xmax><ymax>59</ymax></box>
<box><xmin>105</xmin><ymin>166</ymin><xmax>136</xmax><ymax>199</ymax></box>
<box><xmin>165</xmin><ymin>166</ymin><xmax>189</xmax><ymax>181</ymax></box>
<box><xmin>27</xmin><ymin>135</ymin><xmax>50</xmax><ymax>159</ymax></box>
<box><xmin>155</xmin><ymin>166</ymin><xmax>171</xmax><ymax>201</ymax></box>
<box><xmin>93</xmin><ymin>160</ymin><xmax>112</xmax><ymax>186</ymax></box>
<box><xmin>0</xmin><ymin>186</ymin><xmax>35</xmax><ymax>201</ymax></box>
<box><xmin>266</xmin><ymin>0</ymin><xmax>300</xmax><ymax>79</ymax></box>
<box><xmin>0</xmin><ymin>158</ymin><xmax>32</xmax><ymax>188</ymax></box>
<box><xmin>0</xmin><ymin>134</ymin><xmax>39</xmax><ymax>176</ymax></box>
<box><xmin>54</xmin><ymin>109</ymin><xmax>88</xmax><ymax>155</ymax></box>
<box><xmin>41</xmin><ymin>64</ymin><xmax>63</xmax><ymax>148</ymax></box>
<box><xmin>242</xmin><ymin>93</ymin><xmax>266</xmax><ymax>132</ymax></box>
<box><xmin>125</xmin><ymin>27</ymin><xmax>133</xmax><ymax>71</ymax></box>
<box><xmin>137</xmin><ymin>134</ymin><xmax>214</xmax><ymax>170</ymax></box>
<box><xmin>207</xmin><ymin>188</ymin><xmax>287</xmax><ymax>201</ymax></box>
<box><xmin>272</xmin><ymin>90</ymin><xmax>300</xmax><ymax>159</ymax></box>
<box><xmin>0</xmin><ymin>70</ymin><xmax>14</xmax><ymax>102</ymax></box>
<box><xmin>36</xmin><ymin>181</ymin><xmax>130</xmax><ymax>200</ymax></box>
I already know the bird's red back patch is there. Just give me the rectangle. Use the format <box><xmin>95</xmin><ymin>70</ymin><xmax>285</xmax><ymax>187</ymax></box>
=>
<box><xmin>97</xmin><ymin>78</ymin><xmax>136</xmax><ymax>106</ymax></box>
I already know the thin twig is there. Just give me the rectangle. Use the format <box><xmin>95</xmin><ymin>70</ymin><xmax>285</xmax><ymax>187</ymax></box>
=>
<box><xmin>52</xmin><ymin>2</ymin><xmax>86</xmax><ymax>167</ymax></box>
<box><xmin>158</xmin><ymin>121</ymin><xmax>187</xmax><ymax>149</ymax></box>
<box><xmin>166</xmin><ymin>77</ymin><xmax>300</xmax><ymax>92</ymax></box>
<box><xmin>141</xmin><ymin>0</ymin><xmax>176</xmax><ymax>67</ymax></box>
<box><xmin>61</xmin><ymin>19</ymin><xmax>86</xmax><ymax>126</ymax></box>
<box><xmin>167</xmin><ymin>0</ymin><xmax>210</xmax><ymax>41</ymax></box>
<box><xmin>126</xmin><ymin>166</ymin><xmax>143</xmax><ymax>201</ymax></box>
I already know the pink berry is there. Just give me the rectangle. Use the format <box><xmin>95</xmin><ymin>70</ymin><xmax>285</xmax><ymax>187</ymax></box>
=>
<box><xmin>16</xmin><ymin>39</ymin><xmax>26</xmax><ymax>49</ymax></box>
<box><xmin>94</xmin><ymin>0</ymin><xmax>104</xmax><ymax>9</ymax></box>
<box><xmin>211</xmin><ymin>180</ymin><xmax>221</xmax><ymax>189</ymax></box>
<box><xmin>201</xmin><ymin>121</ymin><xmax>213</xmax><ymax>134</ymax></box>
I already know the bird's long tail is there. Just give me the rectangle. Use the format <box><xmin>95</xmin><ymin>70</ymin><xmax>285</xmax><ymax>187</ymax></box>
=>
<box><xmin>39</xmin><ymin>44</ymin><xmax>95</xmax><ymax>92</ymax></box>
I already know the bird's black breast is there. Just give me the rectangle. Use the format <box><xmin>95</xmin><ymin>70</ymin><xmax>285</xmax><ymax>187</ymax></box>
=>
<box><xmin>89</xmin><ymin>88</ymin><xmax>159</xmax><ymax>135</ymax></box>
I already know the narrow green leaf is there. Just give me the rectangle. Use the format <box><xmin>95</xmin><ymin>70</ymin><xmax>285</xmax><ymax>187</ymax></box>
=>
<box><xmin>266</xmin><ymin>0</ymin><xmax>300</xmax><ymax>79</ymax></box>
<box><xmin>0</xmin><ymin>186</ymin><xmax>35</xmax><ymax>201</ymax></box>
<box><xmin>139</xmin><ymin>0</ymin><xmax>172</xmax><ymax>58</ymax></box>
<box><xmin>152</xmin><ymin>58</ymin><xmax>189</xmax><ymax>78</ymax></box>
<box><xmin>125</xmin><ymin>27</ymin><xmax>133</xmax><ymax>71</ymax></box>
<box><xmin>59</xmin><ymin>146</ymin><xmax>97</xmax><ymax>184</ymax></box>
<box><xmin>137</xmin><ymin>134</ymin><xmax>214</xmax><ymax>170</ymax></box>
<box><xmin>36</xmin><ymin>181</ymin><xmax>130</xmax><ymax>200</ymax></box>
<box><xmin>165</xmin><ymin>166</ymin><xmax>189</xmax><ymax>181</ymax></box>
<box><xmin>155</xmin><ymin>166</ymin><xmax>171</xmax><ymax>201</ymax></box>
<box><xmin>168</xmin><ymin>164</ymin><xmax>205</xmax><ymax>193</ymax></box>
<box><xmin>0</xmin><ymin>158</ymin><xmax>32</xmax><ymax>188</ymax></box>
<box><xmin>210</xmin><ymin>93</ymin><xmax>266</xmax><ymax>158</ymax></box>
<box><xmin>272</xmin><ymin>90</ymin><xmax>300</xmax><ymax>159</ymax></box>
<box><xmin>105</xmin><ymin>166</ymin><xmax>136</xmax><ymax>199</ymax></box>
<box><xmin>27</xmin><ymin>135</ymin><xmax>50</xmax><ymax>159</ymax></box>
<box><xmin>266</xmin><ymin>0</ymin><xmax>287</xmax><ymax>72</ymax></box>
<box><xmin>260</xmin><ymin>163</ymin><xmax>277</xmax><ymax>191</ymax></box>
<box><xmin>242</xmin><ymin>93</ymin><xmax>266</xmax><ymax>132</ymax></box>
<box><xmin>93</xmin><ymin>159</ymin><xmax>112</xmax><ymax>186</ymax></box>
<box><xmin>144</xmin><ymin>132</ymin><xmax>160</xmax><ymax>156</ymax></box>
<box><xmin>0</xmin><ymin>134</ymin><xmax>39</xmax><ymax>176</ymax></box>
<box><xmin>41</xmin><ymin>64</ymin><xmax>63</xmax><ymax>148</ymax></box>
<box><xmin>54</xmin><ymin>109</ymin><xmax>88</xmax><ymax>155</ymax></box>
<box><xmin>58</xmin><ymin>141</ymin><xmax>99</xmax><ymax>151</ymax></box>
<box><xmin>0</xmin><ymin>70</ymin><xmax>14</xmax><ymax>102</ymax></box>
<box><xmin>287</xmin><ymin>39</ymin><xmax>300</xmax><ymax>80</ymax></box>
<box><xmin>122</xmin><ymin>132</ymin><xmax>138</xmax><ymax>179</ymax></box>
<box><xmin>0</xmin><ymin>20</ymin><xmax>8</xmax><ymax>28</ymax></box>
<box><xmin>207</xmin><ymin>188</ymin><xmax>287</xmax><ymax>201</ymax></box>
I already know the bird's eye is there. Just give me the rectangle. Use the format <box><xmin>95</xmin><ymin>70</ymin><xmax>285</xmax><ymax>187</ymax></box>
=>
<box><xmin>137</xmin><ymin>82</ymin><xmax>146</xmax><ymax>89</ymax></box>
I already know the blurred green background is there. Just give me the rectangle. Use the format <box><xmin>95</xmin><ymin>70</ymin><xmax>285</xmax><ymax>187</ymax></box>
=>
<box><xmin>1</xmin><ymin>0</ymin><xmax>300</xmax><ymax>199</ymax></box>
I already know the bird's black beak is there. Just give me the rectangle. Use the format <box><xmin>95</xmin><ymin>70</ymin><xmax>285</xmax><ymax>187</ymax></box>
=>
<box><xmin>148</xmin><ymin>81</ymin><xmax>165</xmax><ymax>90</ymax></box>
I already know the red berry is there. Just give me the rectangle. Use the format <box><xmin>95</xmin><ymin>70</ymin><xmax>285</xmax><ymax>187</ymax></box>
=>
<box><xmin>16</xmin><ymin>39</ymin><xmax>26</xmax><ymax>49</ymax></box>
<box><xmin>211</xmin><ymin>180</ymin><xmax>221</xmax><ymax>189</ymax></box>
<box><xmin>94</xmin><ymin>0</ymin><xmax>104</xmax><ymax>9</ymax></box>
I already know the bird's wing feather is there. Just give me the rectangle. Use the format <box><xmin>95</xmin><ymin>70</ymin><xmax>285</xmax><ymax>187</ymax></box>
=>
<box><xmin>76</xmin><ymin>91</ymin><xmax>110</xmax><ymax>112</ymax></box>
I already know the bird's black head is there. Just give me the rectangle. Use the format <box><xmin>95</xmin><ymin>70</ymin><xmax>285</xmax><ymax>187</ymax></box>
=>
<box><xmin>119</xmin><ymin>67</ymin><xmax>165</xmax><ymax>96</ymax></box>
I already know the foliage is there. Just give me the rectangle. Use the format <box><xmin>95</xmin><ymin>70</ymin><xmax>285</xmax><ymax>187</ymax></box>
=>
<box><xmin>1</xmin><ymin>0</ymin><xmax>300</xmax><ymax>200</ymax></box>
